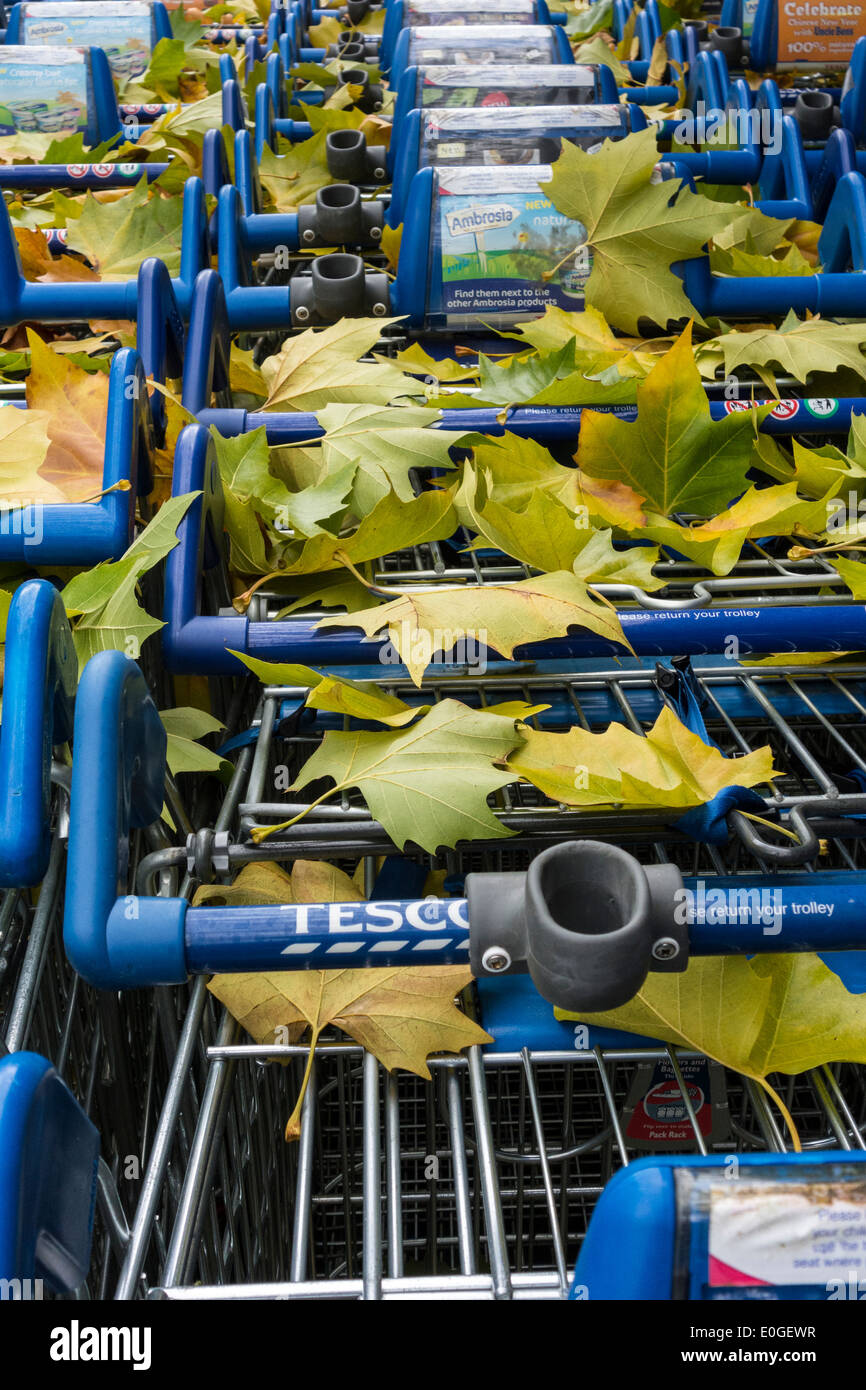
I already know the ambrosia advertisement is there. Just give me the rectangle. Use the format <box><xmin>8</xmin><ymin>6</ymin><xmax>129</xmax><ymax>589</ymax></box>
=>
<box><xmin>436</xmin><ymin>166</ymin><xmax>589</xmax><ymax>326</ymax></box>
<box><xmin>777</xmin><ymin>1</ymin><xmax>866</xmax><ymax>65</ymax></box>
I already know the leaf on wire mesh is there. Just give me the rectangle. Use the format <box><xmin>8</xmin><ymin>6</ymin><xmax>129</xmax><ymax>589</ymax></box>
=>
<box><xmin>319</xmin><ymin>571</ymin><xmax>632</xmax><ymax>685</ymax></box>
<box><xmin>205</xmin><ymin>860</ymin><xmax>490</xmax><ymax>1139</ymax></box>
<box><xmin>556</xmin><ymin>952</ymin><xmax>866</xmax><ymax>1147</ymax></box>
<box><xmin>505</xmin><ymin>705</ymin><xmax>776</xmax><ymax>808</ymax></box>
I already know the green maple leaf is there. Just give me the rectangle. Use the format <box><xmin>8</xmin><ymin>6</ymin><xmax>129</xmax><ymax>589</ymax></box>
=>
<box><xmin>211</xmin><ymin>428</ymin><xmax>354</xmax><ymax>545</ymax></box>
<box><xmin>313</xmin><ymin>404</ymin><xmax>464</xmax><ymax>516</ymax></box>
<box><xmin>230</xmin><ymin>652</ymin><xmax>428</xmax><ymax>726</ymax></box>
<box><xmin>557</xmin><ymin>951</ymin><xmax>866</xmax><ymax>1146</ymax></box>
<box><xmin>572</xmin><ymin>34</ymin><xmax>632</xmax><ymax>82</ymax></box>
<box><xmin>62</xmin><ymin>492</ymin><xmax>198</xmax><ymax>670</ymax></box>
<box><xmin>257</xmin><ymin>130</ymin><xmax>337</xmax><ymax>212</ymax></box>
<box><xmin>253</xmin><ymin>699</ymin><xmax>526</xmax><ymax>853</ymax></box>
<box><xmin>696</xmin><ymin>311</ymin><xmax>866</xmax><ymax>392</ymax></box>
<box><xmin>149</xmin><ymin>93</ymin><xmax>226</xmax><ymax>140</ymax></box>
<box><xmin>565</xmin><ymin>0</ymin><xmax>614</xmax><ymax>39</ymax></box>
<box><xmin>574</xmin><ymin>323</ymin><xmax>769</xmax><ymax>516</ymax></box>
<box><xmin>64</xmin><ymin>177</ymin><xmax>184</xmax><ymax>279</ymax></box>
<box><xmin>834</xmin><ymin>555</ymin><xmax>866</xmax><ymax>598</ymax></box>
<box><xmin>507</xmin><ymin>704</ymin><xmax>776</xmax><ymax>809</ymax></box>
<box><xmin>0</xmin><ymin>587</ymin><xmax>11</xmax><ymax>644</ymax></box>
<box><xmin>457</xmin><ymin>463</ymin><xmax>663</xmax><ymax>589</ymax></box>
<box><xmin>45</xmin><ymin>133</ymin><xmax>122</xmax><ymax>164</ymax></box>
<box><xmin>644</xmin><ymin>481</ymin><xmax>835</xmax><ymax>576</ymax></box>
<box><xmin>542</xmin><ymin>127</ymin><xmax>785</xmax><ymax>332</ymax></box>
<box><xmin>275</xmin><ymin>485</ymin><xmax>459</xmax><ymax>578</ymax></box>
<box><xmin>709</xmin><ymin>240</ymin><xmax>816</xmax><ymax>280</ymax></box>
<box><xmin>169</xmin><ymin>4</ymin><xmax>207</xmax><ymax>48</ymax></box>
<box><xmin>466</xmin><ymin>433</ymin><xmax>583</xmax><ymax>512</ymax></box>
<box><xmin>127</xmin><ymin>38</ymin><xmax>205</xmax><ymax>102</ymax></box>
<box><xmin>260</xmin><ymin>319</ymin><xmax>414</xmax><ymax>413</ymax></box>
<box><xmin>160</xmin><ymin>706</ymin><xmax>229</xmax><ymax>776</ymax></box>
<box><xmin>503</xmin><ymin>303</ymin><xmax>667</xmax><ymax>376</ymax></box>
<box><xmin>319</xmin><ymin>571</ymin><xmax>631</xmax><ymax>685</ymax></box>
<box><xmin>438</xmin><ymin>341</ymin><xmax>638</xmax><ymax>411</ymax></box>
<box><xmin>784</xmin><ymin>414</ymin><xmax>866</xmax><ymax>501</ymax></box>
<box><xmin>274</xmin><ymin>572</ymin><xmax>378</xmax><ymax>616</ymax></box>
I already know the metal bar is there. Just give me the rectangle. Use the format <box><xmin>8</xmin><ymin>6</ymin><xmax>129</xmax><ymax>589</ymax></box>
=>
<box><xmin>114</xmin><ymin>977</ymin><xmax>210</xmax><ymax>1301</ymax></box>
<box><xmin>362</xmin><ymin>1052</ymin><xmax>382</xmax><ymax>1301</ymax></box>
<box><xmin>468</xmin><ymin>1046</ymin><xmax>512</xmax><ymax>1300</ymax></box>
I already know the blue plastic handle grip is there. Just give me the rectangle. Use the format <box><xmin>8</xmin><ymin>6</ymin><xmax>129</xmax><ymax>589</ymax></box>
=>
<box><xmin>0</xmin><ymin>337</ymin><xmax>166</xmax><ymax>568</ymax></box>
<box><xmin>0</xmin><ymin>580</ymin><xmax>76</xmax><ymax>888</ymax></box>
<box><xmin>181</xmin><ymin>269</ymin><xmax>232</xmax><ymax>418</ymax></box>
<box><xmin>63</xmin><ymin>652</ymin><xmax>170</xmax><ymax>989</ymax></box>
<box><xmin>0</xmin><ymin>180</ymin><xmax>207</xmax><ymax>325</ymax></box>
<box><xmin>63</xmin><ymin>874</ymin><xmax>866</xmax><ymax>988</ymax></box>
<box><xmin>573</xmin><ymin>1150</ymin><xmax>866</xmax><ymax>1300</ymax></box>
<box><xmin>0</xmin><ymin>163</ymin><xmax>170</xmax><ymax>191</ymax></box>
<box><xmin>162</xmin><ymin>424</ymin><xmax>866</xmax><ymax>674</ymax></box>
<box><xmin>477</xmin><ymin>975</ymin><xmax>662</xmax><ymax>1052</ymax></box>
<box><xmin>0</xmin><ymin>1052</ymin><xmax>99</xmax><ymax>1294</ymax></box>
<box><xmin>182</xmin><ymin>877</ymin><xmax>866</xmax><ymax>974</ymax></box>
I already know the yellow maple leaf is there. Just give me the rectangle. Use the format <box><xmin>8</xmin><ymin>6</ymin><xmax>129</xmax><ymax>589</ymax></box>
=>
<box><xmin>25</xmin><ymin>330</ymin><xmax>109</xmax><ymax>502</ymax></box>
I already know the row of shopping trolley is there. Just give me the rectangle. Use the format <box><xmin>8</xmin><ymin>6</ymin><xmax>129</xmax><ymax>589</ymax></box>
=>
<box><xmin>5</xmin><ymin>0</ymin><xmax>866</xmax><ymax>1305</ymax></box>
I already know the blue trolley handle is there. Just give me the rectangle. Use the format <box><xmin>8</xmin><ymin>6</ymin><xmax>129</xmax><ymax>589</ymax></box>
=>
<box><xmin>137</xmin><ymin>258</ymin><xmax>186</xmax><ymax>446</ymax></box>
<box><xmin>181</xmin><ymin>270</ymin><xmax>232</xmax><ymax>418</ymax></box>
<box><xmin>0</xmin><ymin>180</ymin><xmax>208</xmax><ymax>326</ymax></box>
<box><xmin>161</xmin><ymin>425</ymin><xmax>866</xmax><ymax>675</ymax></box>
<box><xmin>215</xmin><ymin>185</ymin><xmax>293</xmax><ymax>330</ymax></box>
<box><xmin>63</xmin><ymin>652</ymin><xmax>167</xmax><ymax>989</ymax></box>
<box><xmin>0</xmin><ymin>581</ymin><xmax>77</xmax><ymax>888</ymax></box>
<box><xmin>0</xmin><ymin>1052</ymin><xmax>99</xmax><ymax>1293</ymax></box>
<box><xmin>63</xmin><ymin>699</ymin><xmax>866</xmax><ymax>995</ymax></box>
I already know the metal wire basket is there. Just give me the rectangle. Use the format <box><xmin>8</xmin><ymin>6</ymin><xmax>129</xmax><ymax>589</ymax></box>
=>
<box><xmin>166</xmin><ymin>655</ymin><xmax>866</xmax><ymax>870</ymax></box>
<box><xmin>114</xmin><ymin>992</ymin><xmax>866</xmax><ymax>1300</ymax></box>
<box><xmin>109</xmin><ymin>652</ymin><xmax>866</xmax><ymax>1300</ymax></box>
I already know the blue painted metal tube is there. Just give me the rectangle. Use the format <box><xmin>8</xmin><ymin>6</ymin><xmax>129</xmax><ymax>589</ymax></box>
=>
<box><xmin>0</xmin><ymin>582</ymin><xmax>76</xmax><ymax>890</ymax></box>
<box><xmin>621</xmin><ymin>85</ymin><xmax>679</xmax><ymax>104</ymax></box>
<box><xmin>272</xmin><ymin>119</ymin><xmax>314</xmax><ymax>142</ymax></box>
<box><xmin>181</xmin><ymin>874</ymin><xmax>866</xmax><ymax>976</ymax></box>
<box><xmin>683</xmin><ymin>874</ymin><xmax>866</xmax><ymax>953</ymax></box>
<box><xmin>0</xmin><ymin>163</ymin><xmax>170</xmax><ymax>190</ymax></box>
<box><xmin>171</xmin><ymin>603</ymin><xmax>866</xmax><ymax>675</ymax></box>
<box><xmin>242</xmin><ymin>211</ymin><xmax>300</xmax><ymax>254</ymax></box>
<box><xmin>195</xmin><ymin>397</ymin><xmax>866</xmax><ymax>444</ymax></box>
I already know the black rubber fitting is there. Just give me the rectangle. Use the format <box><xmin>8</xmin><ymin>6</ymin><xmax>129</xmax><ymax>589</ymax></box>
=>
<box><xmin>345</xmin><ymin>2</ymin><xmax>370</xmax><ymax>24</ymax></box>
<box><xmin>311</xmin><ymin>184</ymin><xmax>360</xmax><ymax>243</ymax></box>
<box><xmin>297</xmin><ymin>184</ymin><xmax>384</xmax><ymax>246</ymax></box>
<box><xmin>327</xmin><ymin>128</ymin><xmax>368</xmax><ymax>181</ymax></box>
<box><xmin>291</xmin><ymin>257</ymin><xmax>390</xmax><ymax>324</ymax></box>
<box><xmin>685</xmin><ymin>19</ymin><xmax>708</xmax><ymax>41</ymax></box>
<box><xmin>709</xmin><ymin>25</ymin><xmax>742</xmax><ymax>62</ymax></box>
<box><xmin>466</xmin><ymin>841</ymin><xmax>687</xmax><ymax>1013</ymax></box>
<box><xmin>339</xmin><ymin>63</ymin><xmax>369</xmax><ymax>83</ymax></box>
<box><xmin>325</xmin><ymin>128</ymin><xmax>388</xmax><ymax>182</ymax></box>
<box><xmin>793</xmin><ymin>90</ymin><xmax>836</xmax><ymax>141</ymax></box>
<box><xmin>311</xmin><ymin>252</ymin><xmax>365</xmax><ymax>316</ymax></box>
<box><xmin>337</xmin><ymin>66</ymin><xmax>384</xmax><ymax>112</ymax></box>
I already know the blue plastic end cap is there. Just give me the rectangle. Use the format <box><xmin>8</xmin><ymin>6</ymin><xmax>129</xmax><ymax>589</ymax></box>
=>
<box><xmin>106</xmin><ymin>896</ymin><xmax>189</xmax><ymax>987</ymax></box>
